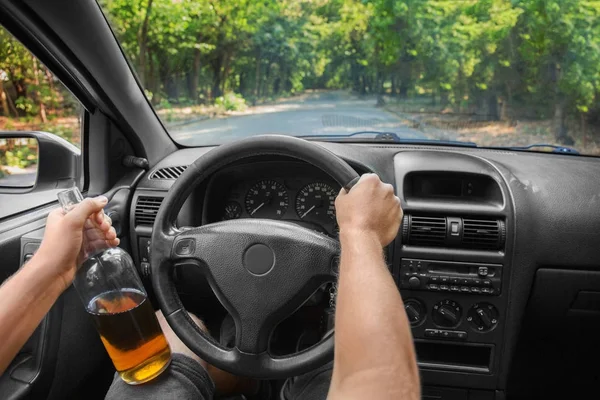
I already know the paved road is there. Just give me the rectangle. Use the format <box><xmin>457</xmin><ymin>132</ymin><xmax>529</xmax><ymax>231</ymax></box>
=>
<box><xmin>169</xmin><ymin>91</ymin><xmax>425</xmax><ymax>146</ymax></box>
<box><xmin>0</xmin><ymin>169</ymin><xmax>36</xmax><ymax>187</ymax></box>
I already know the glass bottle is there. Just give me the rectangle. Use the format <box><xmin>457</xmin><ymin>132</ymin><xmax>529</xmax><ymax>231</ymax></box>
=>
<box><xmin>57</xmin><ymin>187</ymin><xmax>171</xmax><ymax>385</ymax></box>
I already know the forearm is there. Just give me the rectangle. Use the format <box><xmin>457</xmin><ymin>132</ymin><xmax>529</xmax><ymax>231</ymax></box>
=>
<box><xmin>0</xmin><ymin>256</ymin><xmax>65</xmax><ymax>375</ymax></box>
<box><xmin>329</xmin><ymin>230</ymin><xmax>420</xmax><ymax>399</ymax></box>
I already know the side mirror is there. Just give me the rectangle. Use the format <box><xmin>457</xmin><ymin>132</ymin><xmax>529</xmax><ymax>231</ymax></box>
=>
<box><xmin>0</xmin><ymin>131</ymin><xmax>80</xmax><ymax>194</ymax></box>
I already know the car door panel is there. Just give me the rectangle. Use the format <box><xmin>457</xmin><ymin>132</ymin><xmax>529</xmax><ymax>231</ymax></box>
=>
<box><xmin>0</xmin><ymin>173</ymin><xmax>139</xmax><ymax>399</ymax></box>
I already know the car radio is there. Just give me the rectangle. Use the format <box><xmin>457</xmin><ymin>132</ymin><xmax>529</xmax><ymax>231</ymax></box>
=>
<box><xmin>399</xmin><ymin>259</ymin><xmax>502</xmax><ymax>296</ymax></box>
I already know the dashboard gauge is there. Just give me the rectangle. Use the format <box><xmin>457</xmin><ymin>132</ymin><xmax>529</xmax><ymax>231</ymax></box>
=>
<box><xmin>296</xmin><ymin>183</ymin><xmax>337</xmax><ymax>221</ymax></box>
<box><xmin>223</xmin><ymin>201</ymin><xmax>242</xmax><ymax>220</ymax></box>
<box><xmin>245</xmin><ymin>180</ymin><xmax>289</xmax><ymax>218</ymax></box>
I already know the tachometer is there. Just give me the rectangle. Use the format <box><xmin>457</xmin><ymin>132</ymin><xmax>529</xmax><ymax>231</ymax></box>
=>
<box><xmin>296</xmin><ymin>183</ymin><xmax>337</xmax><ymax>221</ymax></box>
<box><xmin>245</xmin><ymin>180</ymin><xmax>289</xmax><ymax>218</ymax></box>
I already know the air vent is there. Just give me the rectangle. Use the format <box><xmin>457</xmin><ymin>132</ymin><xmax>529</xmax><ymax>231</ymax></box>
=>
<box><xmin>149</xmin><ymin>166</ymin><xmax>188</xmax><ymax>180</ymax></box>
<box><xmin>462</xmin><ymin>218</ymin><xmax>505</xmax><ymax>250</ymax></box>
<box><xmin>402</xmin><ymin>214</ymin><xmax>506</xmax><ymax>251</ymax></box>
<box><xmin>404</xmin><ymin>215</ymin><xmax>447</xmax><ymax>247</ymax></box>
<box><xmin>135</xmin><ymin>196</ymin><xmax>163</xmax><ymax>226</ymax></box>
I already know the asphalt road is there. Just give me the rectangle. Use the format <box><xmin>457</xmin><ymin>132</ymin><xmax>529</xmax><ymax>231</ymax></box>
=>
<box><xmin>0</xmin><ymin>171</ymin><xmax>37</xmax><ymax>188</ymax></box>
<box><xmin>169</xmin><ymin>91</ymin><xmax>425</xmax><ymax>146</ymax></box>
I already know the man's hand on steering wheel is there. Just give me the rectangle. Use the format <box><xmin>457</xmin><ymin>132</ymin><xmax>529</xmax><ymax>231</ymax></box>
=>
<box><xmin>335</xmin><ymin>173</ymin><xmax>402</xmax><ymax>247</ymax></box>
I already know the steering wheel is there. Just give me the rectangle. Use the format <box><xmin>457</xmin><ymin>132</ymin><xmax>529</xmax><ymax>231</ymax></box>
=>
<box><xmin>150</xmin><ymin>135</ymin><xmax>359</xmax><ymax>379</ymax></box>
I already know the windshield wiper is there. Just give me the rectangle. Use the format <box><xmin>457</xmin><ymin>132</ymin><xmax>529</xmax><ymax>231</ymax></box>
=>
<box><xmin>298</xmin><ymin>131</ymin><xmax>477</xmax><ymax>148</ymax></box>
<box><xmin>487</xmin><ymin>143</ymin><xmax>579</xmax><ymax>155</ymax></box>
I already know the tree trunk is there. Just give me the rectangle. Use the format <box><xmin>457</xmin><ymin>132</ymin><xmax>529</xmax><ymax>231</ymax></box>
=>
<box><xmin>487</xmin><ymin>92</ymin><xmax>499</xmax><ymax>121</ymax></box>
<box><xmin>553</xmin><ymin>99</ymin><xmax>573</xmax><ymax>144</ymax></box>
<box><xmin>32</xmin><ymin>57</ymin><xmax>47</xmax><ymax>123</ymax></box>
<box><xmin>552</xmin><ymin>62</ymin><xmax>573</xmax><ymax>144</ymax></box>
<box><xmin>264</xmin><ymin>63</ymin><xmax>272</xmax><ymax>97</ymax></box>
<box><xmin>189</xmin><ymin>42</ymin><xmax>202</xmax><ymax>103</ymax></box>
<box><xmin>398</xmin><ymin>59</ymin><xmax>411</xmax><ymax>99</ymax></box>
<box><xmin>499</xmin><ymin>97</ymin><xmax>507</xmax><ymax>121</ymax></box>
<box><xmin>211</xmin><ymin>53</ymin><xmax>224</xmax><ymax>99</ymax></box>
<box><xmin>441</xmin><ymin>91</ymin><xmax>449</xmax><ymax>106</ymax></box>
<box><xmin>582</xmin><ymin>113</ymin><xmax>587</xmax><ymax>148</ymax></box>
<box><xmin>375</xmin><ymin>70</ymin><xmax>383</xmax><ymax>95</ymax></box>
<box><xmin>43</xmin><ymin>67</ymin><xmax>56</xmax><ymax>110</ymax></box>
<box><xmin>147</xmin><ymin>49</ymin><xmax>158</xmax><ymax>103</ymax></box>
<box><xmin>11</xmin><ymin>79</ymin><xmax>26</xmax><ymax>99</ymax></box>
<box><xmin>254</xmin><ymin>53</ymin><xmax>261</xmax><ymax>101</ymax></box>
<box><xmin>0</xmin><ymin>80</ymin><xmax>10</xmax><ymax>117</ymax></box>
<box><xmin>221</xmin><ymin>51</ymin><xmax>231</xmax><ymax>94</ymax></box>
<box><xmin>166</xmin><ymin>74</ymin><xmax>179</xmax><ymax>101</ymax></box>
<box><xmin>351</xmin><ymin>62</ymin><xmax>360</xmax><ymax>93</ymax></box>
<box><xmin>239</xmin><ymin>72</ymin><xmax>246</xmax><ymax>94</ymax></box>
<box><xmin>137</xmin><ymin>0</ymin><xmax>153</xmax><ymax>86</ymax></box>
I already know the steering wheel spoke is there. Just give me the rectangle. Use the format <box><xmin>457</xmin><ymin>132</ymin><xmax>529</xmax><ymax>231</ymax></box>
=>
<box><xmin>170</xmin><ymin>219</ymin><xmax>339</xmax><ymax>354</ymax></box>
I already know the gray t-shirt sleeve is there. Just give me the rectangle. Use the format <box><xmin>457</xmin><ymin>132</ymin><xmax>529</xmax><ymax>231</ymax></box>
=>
<box><xmin>105</xmin><ymin>354</ymin><xmax>215</xmax><ymax>400</ymax></box>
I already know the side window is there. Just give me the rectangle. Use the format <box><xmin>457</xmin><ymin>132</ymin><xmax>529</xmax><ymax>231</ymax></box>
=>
<box><xmin>0</xmin><ymin>26</ymin><xmax>82</xmax><ymax>189</ymax></box>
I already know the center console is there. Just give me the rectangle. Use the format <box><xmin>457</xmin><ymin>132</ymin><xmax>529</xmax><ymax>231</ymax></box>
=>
<box><xmin>394</xmin><ymin>151</ymin><xmax>513</xmax><ymax>399</ymax></box>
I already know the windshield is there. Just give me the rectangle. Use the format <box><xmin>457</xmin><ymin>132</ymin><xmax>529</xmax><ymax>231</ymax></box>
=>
<box><xmin>99</xmin><ymin>0</ymin><xmax>600</xmax><ymax>155</ymax></box>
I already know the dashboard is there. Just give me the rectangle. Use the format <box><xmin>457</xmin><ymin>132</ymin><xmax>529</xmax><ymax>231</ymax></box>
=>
<box><xmin>203</xmin><ymin>161</ymin><xmax>342</xmax><ymax>237</ymax></box>
<box><xmin>130</xmin><ymin>142</ymin><xmax>600</xmax><ymax>400</ymax></box>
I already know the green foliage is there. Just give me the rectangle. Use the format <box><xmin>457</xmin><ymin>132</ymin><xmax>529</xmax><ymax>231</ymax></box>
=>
<box><xmin>2</xmin><ymin>0</ymin><xmax>600</xmax><ymax>146</ymax></box>
<box><xmin>3</xmin><ymin>146</ymin><xmax>38</xmax><ymax>168</ymax></box>
<box><xmin>215</xmin><ymin>93</ymin><xmax>247</xmax><ymax>111</ymax></box>
<box><xmin>96</xmin><ymin>0</ymin><xmax>600</xmax><ymax>131</ymax></box>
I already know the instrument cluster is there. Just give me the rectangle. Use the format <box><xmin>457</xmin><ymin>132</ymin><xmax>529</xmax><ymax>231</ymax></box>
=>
<box><xmin>206</xmin><ymin>167</ymin><xmax>341</xmax><ymax>237</ymax></box>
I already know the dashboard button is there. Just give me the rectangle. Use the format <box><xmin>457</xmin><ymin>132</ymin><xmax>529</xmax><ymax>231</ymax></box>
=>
<box><xmin>408</xmin><ymin>276</ymin><xmax>421</xmax><ymax>288</ymax></box>
<box><xmin>440</xmin><ymin>276</ymin><xmax>450</xmax><ymax>283</ymax></box>
<box><xmin>175</xmin><ymin>239</ymin><xmax>196</xmax><ymax>256</ymax></box>
<box><xmin>460</xmin><ymin>286</ymin><xmax>470</xmax><ymax>293</ymax></box>
<box><xmin>429</xmin><ymin>276</ymin><xmax>440</xmax><ymax>283</ymax></box>
<box><xmin>460</xmin><ymin>278</ymin><xmax>470</xmax><ymax>285</ymax></box>
<box><xmin>425</xmin><ymin>329</ymin><xmax>438</xmax><ymax>337</ymax></box>
<box><xmin>428</xmin><ymin>284</ymin><xmax>439</xmax><ymax>290</ymax></box>
<box><xmin>440</xmin><ymin>285</ymin><xmax>450</xmax><ymax>291</ymax></box>
<box><xmin>471</xmin><ymin>287</ymin><xmax>481</xmax><ymax>294</ymax></box>
<box><xmin>450</xmin><ymin>277</ymin><xmax>460</xmax><ymax>285</ymax></box>
<box><xmin>483</xmin><ymin>280</ymin><xmax>492</xmax><ymax>287</ymax></box>
<box><xmin>450</xmin><ymin>286</ymin><xmax>460</xmax><ymax>292</ymax></box>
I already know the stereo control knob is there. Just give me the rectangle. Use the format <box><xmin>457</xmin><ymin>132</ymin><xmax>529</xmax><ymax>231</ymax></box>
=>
<box><xmin>408</xmin><ymin>276</ymin><xmax>421</xmax><ymax>288</ymax></box>
<box><xmin>404</xmin><ymin>299</ymin><xmax>426</xmax><ymax>326</ymax></box>
<box><xmin>432</xmin><ymin>299</ymin><xmax>462</xmax><ymax>328</ymax></box>
<box><xmin>467</xmin><ymin>303</ymin><xmax>499</xmax><ymax>332</ymax></box>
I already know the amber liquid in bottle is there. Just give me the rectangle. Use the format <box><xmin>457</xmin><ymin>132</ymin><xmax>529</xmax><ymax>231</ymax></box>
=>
<box><xmin>87</xmin><ymin>289</ymin><xmax>171</xmax><ymax>384</ymax></box>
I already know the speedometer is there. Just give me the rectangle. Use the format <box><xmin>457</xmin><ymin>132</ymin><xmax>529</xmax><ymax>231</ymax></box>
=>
<box><xmin>296</xmin><ymin>183</ymin><xmax>337</xmax><ymax>221</ymax></box>
<box><xmin>245</xmin><ymin>180</ymin><xmax>289</xmax><ymax>218</ymax></box>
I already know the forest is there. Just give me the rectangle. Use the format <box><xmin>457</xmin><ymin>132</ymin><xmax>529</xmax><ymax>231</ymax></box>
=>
<box><xmin>0</xmin><ymin>0</ymin><xmax>599</xmax><ymax>150</ymax></box>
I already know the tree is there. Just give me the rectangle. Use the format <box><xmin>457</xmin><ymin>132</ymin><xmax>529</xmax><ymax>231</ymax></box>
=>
<box><xmin>516</xmin><ymin>0</ymin><xmax>600</xmax><ymax>143</ymax></box>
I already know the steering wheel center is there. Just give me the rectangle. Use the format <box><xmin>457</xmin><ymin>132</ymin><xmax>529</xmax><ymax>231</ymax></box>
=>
<box><xmin>244</xmin><ymin>243</ymin><xmax>274</xmax><ymax>275</ymax></box>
